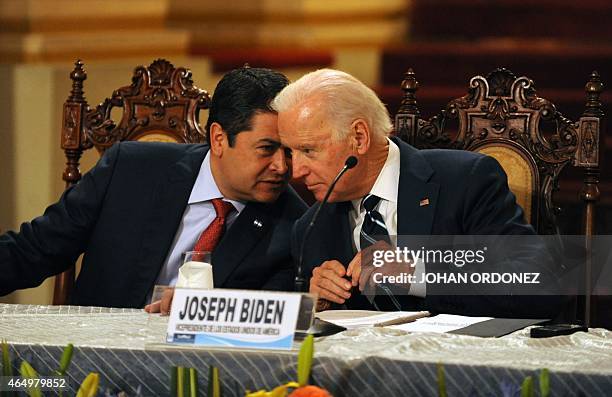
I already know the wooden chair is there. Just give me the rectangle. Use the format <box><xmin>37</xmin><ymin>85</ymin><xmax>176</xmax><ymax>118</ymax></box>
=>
<box><xmin>55</xmin><ymin>59</ymin><xmax>211</xmax><ymax>305</ymax></box>
<box><xmin>394</xmin><ymin>68</ymin><xmax>604</xmax><ymax>324</ymax></box>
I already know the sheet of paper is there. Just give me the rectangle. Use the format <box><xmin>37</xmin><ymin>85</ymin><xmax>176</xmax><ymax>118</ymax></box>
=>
<box><xmin>390</xmin><ymin>314</ymin><xmax>492</xmax><ymax>333</ymax></box>
<box><xmin>316</xmin><ymin>310</ymin><xmax>430</xmax><ymax>329</ymax></box>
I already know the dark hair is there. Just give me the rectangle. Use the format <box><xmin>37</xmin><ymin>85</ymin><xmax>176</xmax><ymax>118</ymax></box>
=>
<box><xmin>205</xmin><ymin>67</ymin><xmax>289</xmax><ymax>146</ymax></box>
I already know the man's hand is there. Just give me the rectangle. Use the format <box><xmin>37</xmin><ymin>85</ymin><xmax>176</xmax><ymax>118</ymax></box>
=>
<box><xmin>144</xmin><ymin>287</ymin><xmax>175</xmax><ymax>315</ymax></box>
<box><xmin>347</xmin><ymin>241</ymin><xmax>389</xmax><ymax>294</ymax></box>
<box><xmin>309</xmin><ymin>260</ymin><xmax>353</xmax><ymax>304</ymax></box>
<box><xmin>347</xmin><ymin>241</ymin><xmax>415</xmax><ymax>295</ymax></box>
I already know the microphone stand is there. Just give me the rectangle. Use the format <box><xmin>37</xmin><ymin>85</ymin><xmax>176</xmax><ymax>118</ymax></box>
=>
<box><xmin>295</xmin><ymin>156</ymin><xmax>358</xmax><ymax>292</ymax></box>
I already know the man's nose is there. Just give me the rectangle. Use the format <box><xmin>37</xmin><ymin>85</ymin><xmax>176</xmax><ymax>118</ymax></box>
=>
<box><xmin>291</xmin><ymin>152</ymin><xmax>308</xmax><ymax>179</ymax></box>
<box><xmin>270</xmin><ymin>148</ymin><xmax>288</xmax><ymax>175</ymax></box>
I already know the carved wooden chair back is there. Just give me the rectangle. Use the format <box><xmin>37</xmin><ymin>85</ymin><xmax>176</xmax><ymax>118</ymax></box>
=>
<box><xmin>395</xmin><ymin>68</ymin><xmax>603</xmax><ymax>235</ymax></box>
<box><xmin>55</xmin><ymin>59</ymin><xmax>210</xmax><ymax>305</ymax></box>
<box><xmin>394</xmin><ymin>68</ymin><xmax>604</xmax><ymax>324</ymax></box>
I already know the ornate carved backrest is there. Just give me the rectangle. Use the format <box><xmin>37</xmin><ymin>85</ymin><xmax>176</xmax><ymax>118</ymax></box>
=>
<box><xmin>395</xmin><ymin>68</ymin><xmax>604</xmax><ymax>325</ymax></box>
<box><xmin>395</xmin><ymin>68</ymin><xmax>604</xmax><ymax>236</ymax></box>
<box><xmin>55</xmin><ymin>59</ymin><xmax>211</xmax><ymax>305</ymax></box>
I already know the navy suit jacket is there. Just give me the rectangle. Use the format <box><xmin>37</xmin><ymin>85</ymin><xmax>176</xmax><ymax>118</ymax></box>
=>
<box><xmin>294</xmin><ymin>137</ymin><xmax>562</xmax><ymax>318</ymax></box>
<box><xmin>0</xmin><ymin>142</ymin><xmax>307</xmax><ymax>308</ymax></box>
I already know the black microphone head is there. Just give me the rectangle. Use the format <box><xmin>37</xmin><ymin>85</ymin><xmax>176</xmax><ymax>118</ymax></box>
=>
<box><xmin>345</xmin><ymin>156</ymin><xmax>358</xmax><ymax>169</ymax></box>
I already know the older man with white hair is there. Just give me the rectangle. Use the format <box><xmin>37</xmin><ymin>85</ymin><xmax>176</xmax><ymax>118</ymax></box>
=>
<box><xmin>273</xmin><ymin>69</ymin><xmax>562</xmax><ymax>319</ymax></box>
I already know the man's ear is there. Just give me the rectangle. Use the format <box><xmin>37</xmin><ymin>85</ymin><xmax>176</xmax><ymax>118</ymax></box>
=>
<box><xmin>209</xmin><ymin>122</ymin><xmax>227</xmax><ymax>156</ymax></box>
<box><xmin>351</xmin><ymin>119</ymin><xmax>371</xmax><ymax>155</ymax></box>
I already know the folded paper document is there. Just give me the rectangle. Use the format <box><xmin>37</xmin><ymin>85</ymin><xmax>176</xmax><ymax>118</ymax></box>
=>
<box><xmin>389</xmin><ymin>314</ymin><xmax>493</xmax><ymax>333</ymax></box>
<box><xmin>315</xmin><ymin>311</ymin><xmax>546</xmax><ymax>337</ymax></box>
<box><xmin>316</xmin><ymin>310</ymin><xmax>430</xmax><ymax>329</ymax></box>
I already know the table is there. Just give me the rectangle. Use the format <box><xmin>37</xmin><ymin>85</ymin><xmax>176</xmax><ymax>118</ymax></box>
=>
<box><xmin>1</xmin><ymin>304</ymin><xmax>611</xmax><ymax>396</ymax></box>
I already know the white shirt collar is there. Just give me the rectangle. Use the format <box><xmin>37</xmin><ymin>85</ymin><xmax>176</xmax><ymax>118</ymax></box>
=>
<box><xmin>188</xmin><ymin>152</ymin><xmax>246</xmax><ymax>212</ymax></box>
<box><xmin>351</xmin><ymin>137</ymin><xmax>400</xmax><ymax>212</ymax></box>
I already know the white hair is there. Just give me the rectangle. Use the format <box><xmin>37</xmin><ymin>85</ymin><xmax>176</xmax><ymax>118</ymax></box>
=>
<box><xmin>272</xmin><ymin>69</ymin><xmax>393</xmax><ymax>142</ymax></box>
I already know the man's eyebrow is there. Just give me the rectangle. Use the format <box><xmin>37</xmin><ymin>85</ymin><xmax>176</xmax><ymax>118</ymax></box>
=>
<box><xmin>256</xmin><ymin>138</ymin><xmax>281</xmax><ymax>145</ymax></box>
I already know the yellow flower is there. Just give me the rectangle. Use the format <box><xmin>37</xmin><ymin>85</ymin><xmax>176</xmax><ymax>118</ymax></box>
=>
<box><xmin>245</xmin><ymin>381</ymin><xmax>301</xmax><ymax>397</ymax></box>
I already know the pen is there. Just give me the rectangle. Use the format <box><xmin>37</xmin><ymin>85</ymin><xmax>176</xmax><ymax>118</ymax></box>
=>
<box><xmin>374</xmin><ymin>311</ymin><xmax>430</xmax><ymax>327</ymax></box>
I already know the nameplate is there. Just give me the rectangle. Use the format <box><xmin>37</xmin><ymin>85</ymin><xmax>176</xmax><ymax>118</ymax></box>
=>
<box><xmin>166</xmin><ymin>289</ymin><xmax>301</xmax><ymax>350</ymax></box>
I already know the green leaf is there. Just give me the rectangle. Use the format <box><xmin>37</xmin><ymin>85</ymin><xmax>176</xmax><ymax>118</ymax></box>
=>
<box><xmin>19</xmin><ymin>361</ymin><xmax>42</xmax><ymax>397</ymax></box>
<box><xmin>297</xmin><ymin>335</ymin><xmax>314</xmax><ymax>386</ymax></box>
<box><xmin>189</xmin><ymin>367</ymin><xmax>198</xmax><ymax>397</ymax></box>
<box><xmin>177</xmin><ymin>366</ymin><xmax>185</xmax><ymax>397</ymax></box>
<box><xmin>76</xmin><ymin>373</ymin><xmax>99</xmax><ymax>397</ymax></box>
<box><xmin>58</xmin><ymin>344</ymin><xmax>74</xmax><ymax>375</ymax></box>
<box><xmin>1</xmin><ymin>340</ymin><xmax>12</xmax><ymax>377</ymax></box>
<box><xmin>208</xmin><ymin>366</ymin><xmax>222</xmax><ymax>397</ymax></box>
<box><xmin>521</xmin><ymin>375</ymin><xmax>534</xmax><ymax>397</ymax></box>
<box><xmin>437</xmin><ymin>363</ymin><xmax>447</xmax><ymax>397</ymax></box>
<box><xmin>539</xmin><ymin>369</ymin><xmax>550</xmax><ymax>397</ymax></box>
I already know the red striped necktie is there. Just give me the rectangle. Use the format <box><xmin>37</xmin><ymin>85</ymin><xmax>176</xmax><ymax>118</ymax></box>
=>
<box><xmin>193</xmin><ymin>198</ymin><xmax>235</xmax><ymax>252</ymax></box>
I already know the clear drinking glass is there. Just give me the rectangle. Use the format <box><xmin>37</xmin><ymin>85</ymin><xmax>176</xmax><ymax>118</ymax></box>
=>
<box><xmin>176</xmin><ymin>250</ymin><xmax>214</xmax><ymax>289</ymax></box>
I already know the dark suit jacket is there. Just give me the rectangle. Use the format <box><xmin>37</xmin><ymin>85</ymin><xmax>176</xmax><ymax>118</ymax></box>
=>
<box><xmin>0</xmin><ymin>142</ymin><xmax>307</xmax><ymax>308</ymax></box>
<box><xmin>294</xmin><ymin>137</ymin><xmax>562</xmax><ymax>318</ymax></box>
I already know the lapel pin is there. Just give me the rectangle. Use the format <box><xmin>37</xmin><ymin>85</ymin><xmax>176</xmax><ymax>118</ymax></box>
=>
<box><xmin>253</xmin><ymin>219</ymin><xmax>263</xmax><ymax>228</ymax></box>
<box><xmin>420</xmin><ymin>198</ymin><xmax>430</xmax><ymax>207</ymax></box>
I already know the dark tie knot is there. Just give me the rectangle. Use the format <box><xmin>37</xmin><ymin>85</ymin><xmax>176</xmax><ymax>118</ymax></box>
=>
<box><xmin>211</xmin><ymin>198</ymin><xmax>234</xmax><ymax>219</ymax></box>
<box><xmin>362</xmin><ymin>194</ymin><xmax>382</xmax><ymax>212</ymax></box>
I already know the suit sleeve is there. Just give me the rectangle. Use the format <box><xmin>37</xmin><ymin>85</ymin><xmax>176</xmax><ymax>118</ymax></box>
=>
<box><xmin>424</xmin><ymin>155</ymin><xmax>564</xmax><ymax>318</ymax></box>
<box><xmin>288</xmin><ymin>213</ymin><xmax>312</xmax><ymax>291</ymax></box>
<box><xmin>0</xmin><ymin>144</ymin><xmax>122</xmax><ymax>295</ymax></box>
<box><xmin>261</xmin><ymin>266</ymin><xmax>293</xmax><ymax>291</ymax></box>
<box><xmin>261</xmin><ymin>191</ymin><xmax>308</xmax><ymax>291</ymax></box>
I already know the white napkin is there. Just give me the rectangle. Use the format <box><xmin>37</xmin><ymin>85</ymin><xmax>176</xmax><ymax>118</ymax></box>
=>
<box><xmin>176</xmin><ymin>261</ymin><xmax>214</xmax><ymax>289</ymax></box>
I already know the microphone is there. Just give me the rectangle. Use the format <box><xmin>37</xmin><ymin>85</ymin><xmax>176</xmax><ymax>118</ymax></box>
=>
<box><xmin>295</xmin><ymin>156</ymin><xmax>358</xmax><ymax>292</ymax></box>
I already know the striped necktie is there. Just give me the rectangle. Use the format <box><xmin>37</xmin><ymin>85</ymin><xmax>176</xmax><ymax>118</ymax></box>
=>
<box><xmin>360</xmin><ymin>194</ymin><xmax>391</xmax><ymax>250</ymax></box>
<box><xmin>358</xmin><ymin>194</ymin><xmax>400</xmax><ymax>311</ymax></box>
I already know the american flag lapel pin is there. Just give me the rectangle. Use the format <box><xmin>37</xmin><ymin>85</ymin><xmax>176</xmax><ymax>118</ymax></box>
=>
<box><xmin>419</xmin><ymin>198</ymin><xmax>430</xmax><ymax>207</ymax></box>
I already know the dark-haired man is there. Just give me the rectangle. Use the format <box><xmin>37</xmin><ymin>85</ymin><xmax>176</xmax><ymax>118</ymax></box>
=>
<box><xmin>0</xmin><ymin>67</ymin><xmax>307</xmax><ymax>308</ymax></box>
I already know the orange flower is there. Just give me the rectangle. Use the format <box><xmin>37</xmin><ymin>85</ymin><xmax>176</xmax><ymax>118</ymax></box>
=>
<box><xmin>288</xmin><ymin>385</ymin><xmax>332</xmax><ymax>397</ymax></box>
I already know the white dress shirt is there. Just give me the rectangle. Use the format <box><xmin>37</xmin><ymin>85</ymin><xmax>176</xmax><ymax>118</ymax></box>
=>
<box><xmin>153</xmin><ymin>152</ymin><xmax>245</xmax><ymax>287</ymax></box>
<box><xmin>348</xmin><ymin>138</ymin><xmax>425</xmax><ymax>297</ymax></box>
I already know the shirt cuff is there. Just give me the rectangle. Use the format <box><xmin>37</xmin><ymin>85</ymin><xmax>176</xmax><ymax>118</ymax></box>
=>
<box><xmin>409</xmin><ymin>258</ymin><xmax>426</xmax><ymax>298</ymax></box>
